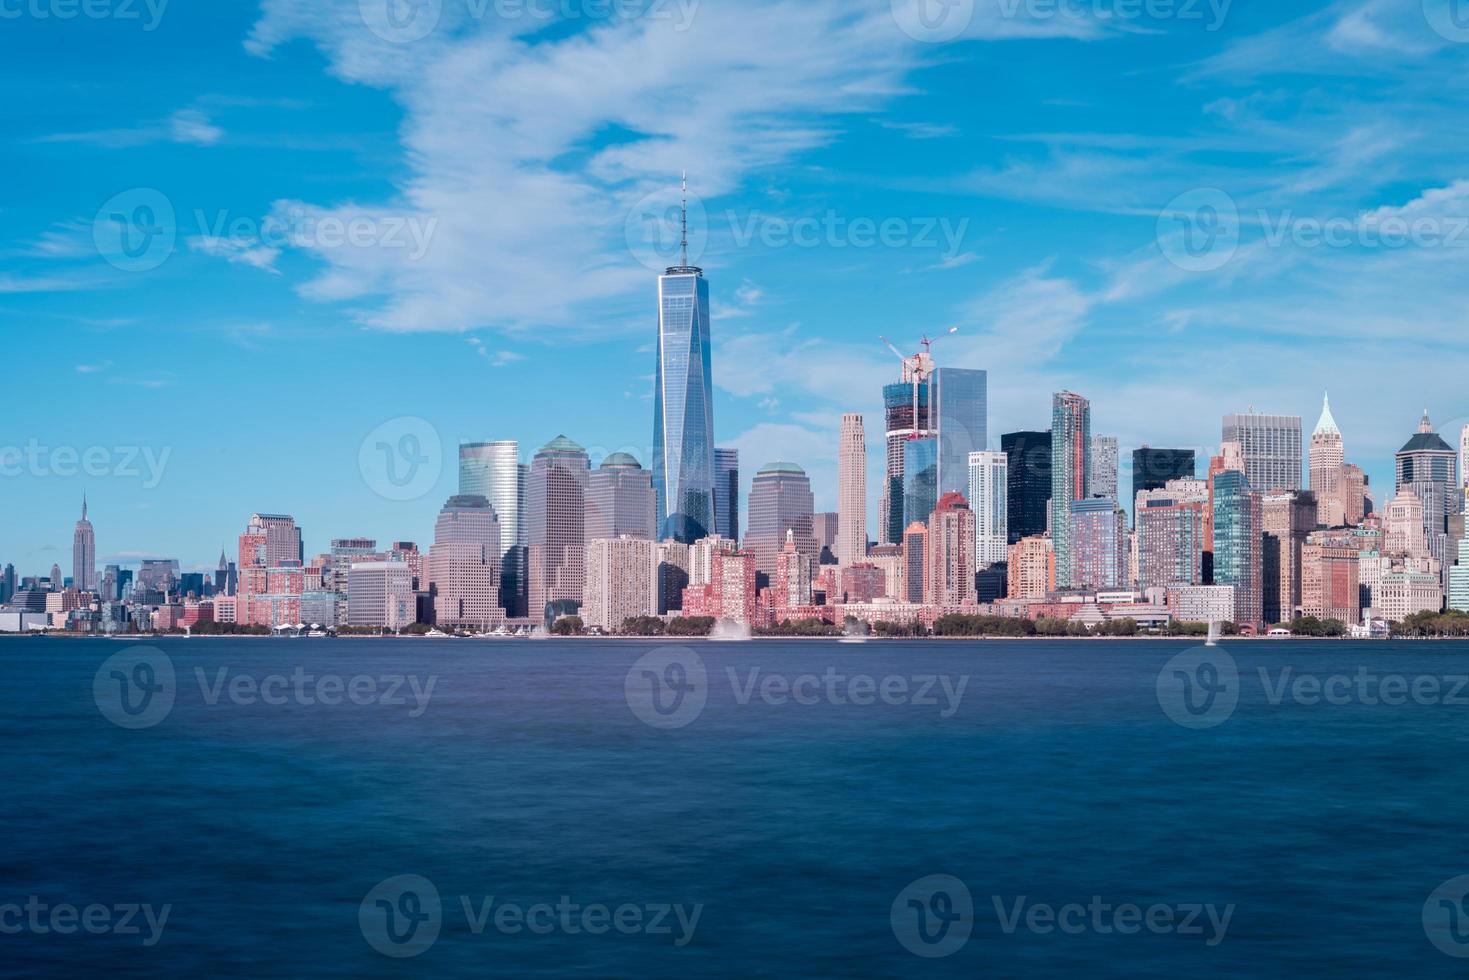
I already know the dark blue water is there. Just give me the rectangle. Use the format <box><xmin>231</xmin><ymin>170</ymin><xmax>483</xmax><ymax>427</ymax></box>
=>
<box><xmin>5</xmin><ymin>637</ymin><xmax>1469</xmax><ymax>977</ymax></box>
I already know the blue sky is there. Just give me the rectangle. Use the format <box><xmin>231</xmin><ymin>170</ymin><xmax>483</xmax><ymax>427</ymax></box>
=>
<box><xmin>4</xmin><ymin>0</ymin><xmax>1469</xmax><ymax>574</ymax></box>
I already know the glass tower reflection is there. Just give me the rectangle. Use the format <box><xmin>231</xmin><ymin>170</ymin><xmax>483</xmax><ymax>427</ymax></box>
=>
<box><xmin>654</xmin><ymin>263</ymin><xmax>716</xmax><ymax>544</ymax></box>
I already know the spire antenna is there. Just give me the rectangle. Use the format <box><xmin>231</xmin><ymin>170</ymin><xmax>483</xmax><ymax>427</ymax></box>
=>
<box><xmin>679</xmin><ymin>171</ymin><xmax>689</xmax><ymax>269</ymax></box>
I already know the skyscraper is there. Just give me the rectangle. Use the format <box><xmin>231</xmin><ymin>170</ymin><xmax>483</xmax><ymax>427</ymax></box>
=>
<box><xmin>903</xmin><ymin>437</ymin><xmax>938</xmax><ymax>534</ymax></box>
<box><xmin>1070</xmin><ymin>497</ymin><xmax>1127</xmax><ymax>592</ymax></box>
<box><xmin>1132</xmin><ymin>448</ymin><xmax>1196</xmax><ymax>504</ymax></box>
<box><xmin>1002</xmin><ymin>430</ymin><xmax>1051</xmax><ymax>544</ymax></box>
<box><xmin>71</xmin><ymin>496</ymin><xmax>96</xmax><ymax>593</ymax></box>
<box><xmin>427</xmin><ymin>494</ymin><xmax>503</xmax><ymax>629</ymax></box>
<box><xmin>837</xmin><ymin>413</ymin><xmax>867</xmax><ymax>565</ymax></box>
<box><xmin>460</xmin><ymin>441</ymin><xmax>527</xmax><ymax>618</ymax></box>
<box><xmin>1308</xmin><ymin>393</ymin><xmax>1347</xmax><ymax>528</ymax></box>
<box><xmin>1262</xmin><ymin>490</ymin><xmax>1316</xmax><ymax>625</ymax></box>
<box><xmin>1461</xmin><ymin>423</ymin><xmax>1469</xmax><ymax>496</ymax></box>
<box><xmin>652</xmin><ymin>180</ymin><xmax>715</xmax><ymax>543</ymax></box>
<box><xmin>713</xmin><ymin>447</ymin><xmax>740</xmax><ymax>542</ymax></box>
<box><xmin>527</xmin><ymin>435</ymin><xmax>591</xmax><ymax>621</ymax></box>
<box><xmin>881</xmin><ymin>356</ymin><xmax>933</xmax><ymax>544</ymax></box>
<box><xmin>1051</xmin><ymin>392</ymin><xmax>1091</xmax><ymax>589</ymax></box>
<box><xmin>347</xmin><ymin>562</ymin><xmax>414</xmax><ymax>631</ymax></box>
<box><xmin>584</xmin><ymin>536</ymin><xmax>657</xmax><ymax>632</ymax></box>
<box><xmin>903</xmin><ymin>522</ymin><xmax>928</xmax><ymax>603</ymax></box>
<box><xmin>745</xmin><ymin>462</ymin><xmax>817</xmax><ymax>585</ymax></box>
<box><xmin>932</xmin><ymin>367</ymin><xmax>987</xmax><ymax>499</ymax></box>
<box><xmin>1212</xmin><ymin>469</ymin><xmax>1263</xmax><ymax>629</ymax></box>
<box><xmin>1088</xmin><ymin>435</ymin><xmax>1119</xmax><ymax>506</ymax></box>
<box><xmin>967</xmin><ymin>450</ymin><xmax>1008</xmax><ymax>568</ymax></box>
<box><xmin>1136</xmin><ymin>479</ymin><xmax>1208</xmax><ymax>592</ymax></box>
<box><xmin>586</xmin><ymin>453</ymin><xmax>657</xmax><ymax>542</ymax></box>
<box><xmin>925</xmin><ymin>493</ymin><xmax>977</xmax><ymax>607</ymax></box>
<box><xmin>1222</xmin><ymin>411</ymin><xmax>1302</xmax><ymax>493</ymax></box>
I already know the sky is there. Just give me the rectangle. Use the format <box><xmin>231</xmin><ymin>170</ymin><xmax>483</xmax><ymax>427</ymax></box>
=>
<box><xmin>4</xmin><ymin>0</ymin><xmax>1469</xmax><ymax>575</ymax></box>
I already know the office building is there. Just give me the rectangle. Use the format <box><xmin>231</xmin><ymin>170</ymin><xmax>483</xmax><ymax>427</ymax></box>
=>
<box><xmin>767</xmin><ymin>530</ymin><xmax>815</xmax><ymax>613</ymax></box>
<box><xmin>1212</xmin><ymin>469</ymin><xmax>1263</xmax><ymax>628</ymax></box>
<box><xmin>1007</xmin><ymin>535</ymin><xmax>1054</xmax><ymax>600</ymax></box>
<box><xmin>653</xmin><ymin>201</ymin><xmax>716</xmax><ymax>543</ymax></box>
<box><xmin>745</xmin><ymin>462</ymin><xmax>817</xmax><ymax>585</ymax></box>
<box><xmin>526</xmin><ymin>436</ymin><xmax>591</xmax><ymax>621</ymax></box>
<box><xmin>1222</xmin><ymin>411</ymin><xmax>1302</xmax><ymax>492</ymax></box>
<box><xmin>903</xmin><ymin>522</ymin><xmax>928</xmax><ymax>603</ymax></box>
<box><xmin>1132</xmin><ymin>448</ymin><xmax>1196</xmax><ymax>504</ymax></box>
<box><xmin>837</xmin><ymin>413</ymin><xmax>867</xmax><ymax>565</ymax></box>
<box><xmin>1003</xmin><ymin>430</ymin><xmax>1052</xmax><ymax>544</ymax></box>
<box><xmin>932</xmin><ymin>367</ymin><xmax>987</xmax><ymax>499</ymax></box>
<box><xmin>654</xmin><ymin>540</ymin><xmax>690</xmax><ymax>615</ymax></box>
<box><xmin>71</xmin><ymin>497</ymin><xmax>96</xmax><ymax>593</ymax></box>
<box><xmin>586</xmin><ymin>452</ymin><xmax>657</xmax><ymax>542</ymax></box>
<box><xmin>347</xmin><ymin>562</ymin><xmax>414</xmax><ymax>631</ymax></box>
<box><xmin>428</xmin><ymin>494</ymin><xmax>503</xmax><ymax>629</ymax></box>
<box><xmin>1301</xmin><ymin>532</ymin><xmax>1360</xmax><ymax>625</ymax></box>
<box><xmin>1071</xmin><ymin>497</ymin><xmax>1127</xmax><ymax>592</ymax></box>
<box><xmin>926</xmin><ymin>493</ymin><xmax>977</xmax><ymax>606</ymax></box>
<box><xmin>713</xmin><ymin>447</ymin><xmax>740</xmax><ymax>542</ymax></box>
<box><xmin>1262</xmin><ymin>490</ymin><xmax>1316</xmax><ymax>624</ymax></box>
<box><xmin>881</xmin><ymin>356</ymin><xmax>933</xmax><ymax>544</ymax></box>
<box><xmin>1308</xmin><ymin>393</ymin><xmax>1347</xmax><ymax>527</ymax></box>
<box><xmin>1089</xmin><ymin>435</ymin><xmax>1119</xmax><ymax>505</ymax></box>
<box><xmin>968</xmin><ymin>450</ymin><xmax>1008</xmax><ymax>567</ymax></box>
<box><xmin>459</xmin><ymin>440</ymin><xmax>527</xmax><ymax>617</ymax></box>
<box><xmin>1051</xmin><ymin>392</ymin><xmax>1091</xmax><ymax>589</ymax></box>
<box><xmin>1136</xmin><ymin>479</ymin><xmax>1208</xmax><ymax>592</ymax></box>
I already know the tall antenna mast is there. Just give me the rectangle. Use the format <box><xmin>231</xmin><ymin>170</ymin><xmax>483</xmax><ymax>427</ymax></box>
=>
<box><xmin>679</xmin><ymin>171</ymin><xmax>689</xmax><ymax>268</ymax></box>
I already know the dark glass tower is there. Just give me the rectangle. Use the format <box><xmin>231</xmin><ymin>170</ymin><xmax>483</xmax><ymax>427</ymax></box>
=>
<box><xmin>1132</xmin><ymin>448</ymin><xmax>1196</xmax><ymax>506</ymax></box>
<box><xmin>1002</xmin><ymin>430</ymin><xmax>1052</xmax><ymax>545</ymax></box>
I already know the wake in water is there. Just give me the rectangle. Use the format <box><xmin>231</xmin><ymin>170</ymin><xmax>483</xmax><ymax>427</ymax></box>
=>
<box><xmin>709</xmin><ymin>619</ymin><xmax>752</xmax><ymax>642</ymax></box>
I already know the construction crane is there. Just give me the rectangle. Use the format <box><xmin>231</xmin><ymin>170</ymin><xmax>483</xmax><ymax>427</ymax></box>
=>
<box><xmin>878</xmin><ymin>328</ymin><xmax>959</xmax><ymax>439</ymax></box>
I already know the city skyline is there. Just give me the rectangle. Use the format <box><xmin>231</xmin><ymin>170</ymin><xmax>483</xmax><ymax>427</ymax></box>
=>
<box><xmin>8</xmin><ymin>2</ymin><xmax>1469</xmax><ymax>574</ymax></box>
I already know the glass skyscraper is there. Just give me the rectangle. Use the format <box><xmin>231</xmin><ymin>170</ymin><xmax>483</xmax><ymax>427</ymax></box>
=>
<box><xmin>713</xmin><ymin>447</ymin><xmax>740</xmax><ymax>542</ymax></box>
<box><xmin>1050</xmin><ymin>392</ymin><xmax>1091</xmax><ymax>589</ymax></box>
<box><xmin>1132</xmin><ymin>448</ymin><xmax>1196</xmax><ymax>505</ymax></box>
<box><xmin>1002</xmin><ymin>430</ymin><xmax>1052</xmax><ymax>544</ymax></box>
<box><xmin>1212</xmin><ymin>469</ymin><xmax>1263</xmax><ymax>628</ymax></box>
<box><xmin>932</xmin><ymin>367</ymin><xmax>987</xmax><ymax>500</ymax></box>
<box><xmin>459</xmin><ymin>441</ymin><xmax>528</xmax><ymax>617</ymax></box>
<box><xmin>903</xmin><ymin>437</ymin><xmax>939</xmax><ymax>530</ymax></box>
<box><xmin>882</xmin><ymin>379</ymin><xmax>931</xmax><ymax>544</ymax></box>
<box><xmin>654</xmin><ymin>251</ymin><xmax>716</xmax><ymax>544</ymax></box>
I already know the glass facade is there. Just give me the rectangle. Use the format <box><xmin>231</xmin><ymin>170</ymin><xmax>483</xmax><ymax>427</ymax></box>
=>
<box><xmin>587</xmin><ymin>453</ymin><xmax>657</xmax><ymax>541</ymax></box>
<box><xmin>1002</xmin><ymin>430</ymin><xmax>1051</xmax><ymax>545</ymax></box>
<box><xmin>1132</xmin><ymin>448</ymin><xmax>1196</xmax><ymax>505</ymax></box>
<box><xmin>1050</xmin><ymin>393</ymin><xmax>1091</xmax><ymax>590</ymax></box>
<box><xmin>903</xmin><ymin>437</ymin><xmax>939</xmax><ymax>529</ymax></box>
<box><xmin>1212</xmin><ymin>469</ymin><xmax>1263</xmax><ymax>627</ymax></box>
<box><xmin>654</xmin><ymin>271</ymin><xmax>716</xmax><ymax>543</ymax></box>
<box><xmin>745</xmin><ymin>463</ymin><xmax>816</xmax><ymax>585</ymax></box>
<box><xmin>713</xmin><ymin>447</ymin><xmax>740</xmax><ymax>543</ymax></box>
<box><xmin>932</xmin><ymin>367</ymin><xmax>987</xmax><ymax>499</ymax></box>
<box><xmin>1222</xmin><ymin>413</ymin><xmax>1303</xmax><ymax>492</ymax></box>
<box><xmin>459</xmin><ymin>441</ymin><xmax>527</xmax><ymax>617</ymax></box>
<box><xmin>883</xmin><ymin>381</ymin><xmax>930</xmax><ymax>543</ymax></box>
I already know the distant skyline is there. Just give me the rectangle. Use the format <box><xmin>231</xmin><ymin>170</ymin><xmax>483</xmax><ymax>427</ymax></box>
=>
<box><xmin>6</xmin><ymin>0</ymin><xmax>1469</xmax><ymax>571</ymax></box>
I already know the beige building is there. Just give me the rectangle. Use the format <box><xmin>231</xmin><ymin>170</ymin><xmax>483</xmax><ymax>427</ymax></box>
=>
<box><xmin>837</xmin><ymin>413</ymin><xmax>867</xmax><ymax>565</ymax></box>
<box><xmin>347</xmin><ymin>562</ymin><xmax>415</xmax><ymax>631</ymax></box>
<box><xmin>1007</xmin><ymin>535</ymin><xmax>1055</xmax><ymax>600</ymax></box>
<box><xmin>584</xmin><ymin>537</ymin><xmax>657</xmax><ymax>632</ymax></box>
